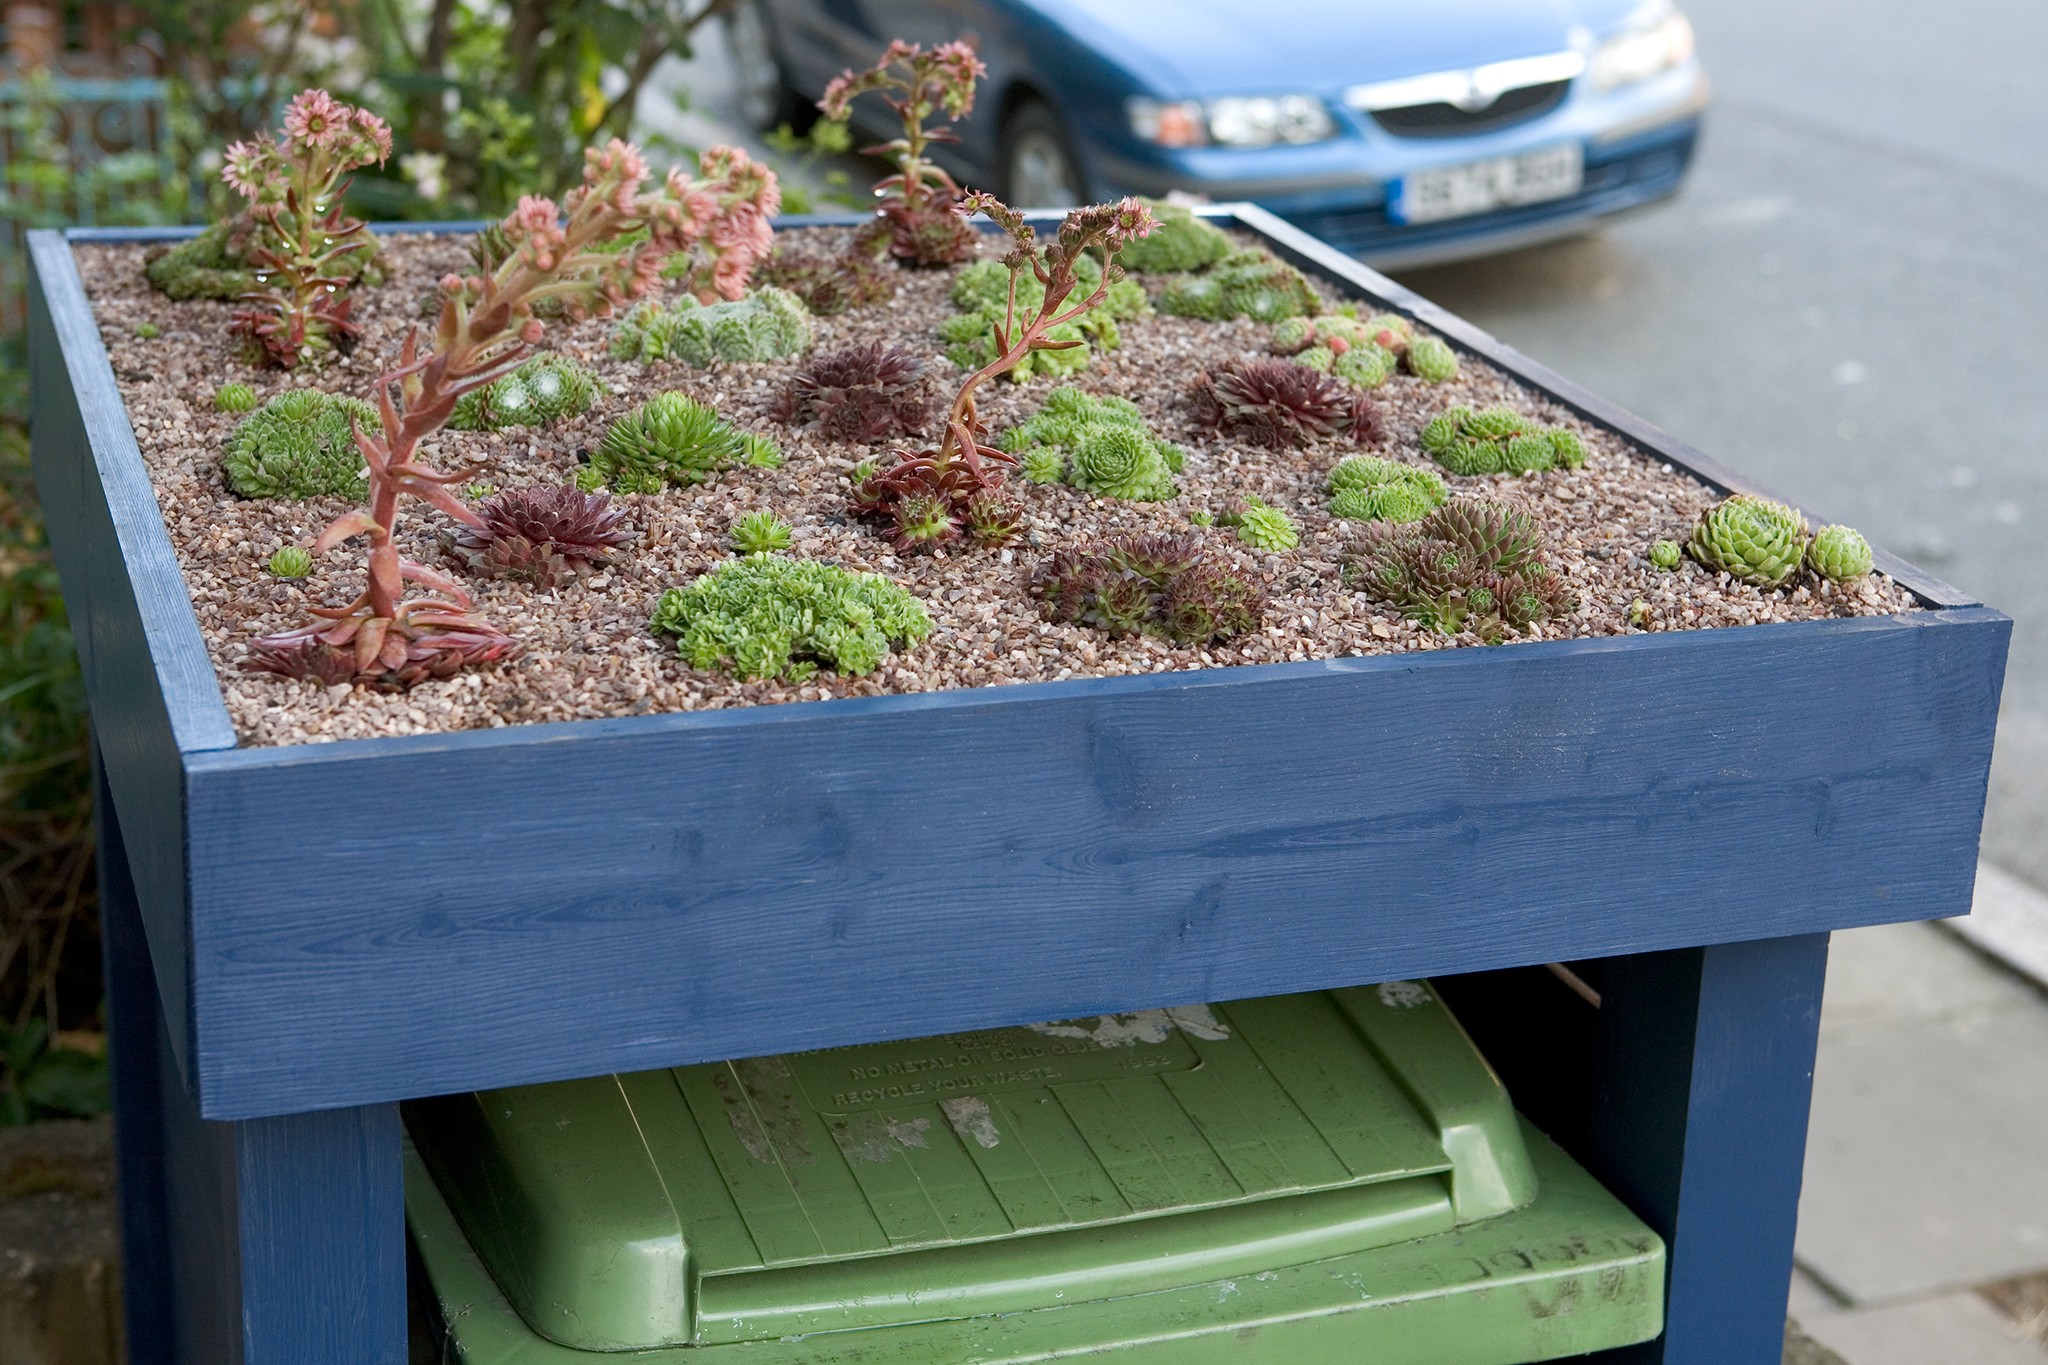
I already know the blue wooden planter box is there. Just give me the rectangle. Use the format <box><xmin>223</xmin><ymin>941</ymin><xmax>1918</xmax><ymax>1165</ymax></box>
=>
<box><xmin>28</xmin><ymin>208</ymin><xmax>2008</xmax><ymax>1365</ymax></box>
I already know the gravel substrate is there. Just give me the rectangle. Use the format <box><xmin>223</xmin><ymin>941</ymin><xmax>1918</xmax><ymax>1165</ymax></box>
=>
<box><xmin>76</xmin><ymin>229</ymin><xmax>1917</xmax><ymax>747</ymax></box>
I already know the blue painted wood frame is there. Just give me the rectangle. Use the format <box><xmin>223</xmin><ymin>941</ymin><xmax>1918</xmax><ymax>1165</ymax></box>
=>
<box><xmin>100</xmin><ymin>738</ymin><xmax>407</xmax><ymax>1365</ymax></box>
<box><xmin>30</xmin><ymin>213</ymin><xmax>2008</xmax><ymax>1123</ymax></box>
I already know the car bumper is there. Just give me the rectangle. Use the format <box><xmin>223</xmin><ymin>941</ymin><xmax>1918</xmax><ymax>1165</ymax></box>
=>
<box><xmin>1089</xmin><ymin>67</ymin><xmax>1708</xmax><ymax>266</ymax></box>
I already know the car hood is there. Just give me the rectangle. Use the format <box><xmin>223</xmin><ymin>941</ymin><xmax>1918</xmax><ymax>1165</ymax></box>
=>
<box><xmin>1041</xmin><ymin>0</ymin><xmax>1643</xmax><ymax>96</ymax></box>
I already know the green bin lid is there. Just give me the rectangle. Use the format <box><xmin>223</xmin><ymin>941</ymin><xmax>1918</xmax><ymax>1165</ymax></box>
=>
<box><xmin>407</xmin><ymin>982</ymin><xmax>1539</xmax><ymax>1353</ymax></box>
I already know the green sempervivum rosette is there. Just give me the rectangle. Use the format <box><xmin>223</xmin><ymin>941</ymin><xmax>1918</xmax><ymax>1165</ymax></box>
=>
<box><xmin>1020</xmin><ymin>448</ymin><xmax>1066</xmax><ymax>484</ymax></box>
<box><xmin>1158</xmin><ymin>248</ymin><xmax>1319</xmax><ymax>322</ymax></box>
<box><xmin>1404</xmin><ymin>336</ymin><xmax>1459</xmax><ymax>383</ymax></box>
<box><xmin>609</xmin><ymin>287</ymin><xmax>812</xmax><ymax>366</ymax></box>
<box><xmin>1688</xmin><ymin>495</ymin><xmax>1808</xmax><ymax>587</ymax></box>
<box><xmin>1229</xmin><ymin>497</ymin><xmax>1300</xmax><ymax>551</ymax></box>
<box><xmin>1649</xmin><ymin>539</ymin><xmax>1682</xmax><ymax>570</ymax></box>
<box><xmin>222</xmin><ymin>390</ymin><xmax>378</xmax><ymax>500</ymax></box>
<box><xmin>651</xmin><ymin>556</ymin><xmax>931</xmax><ymax>681</ymax></box>
<box><xmin>591</xmin><ymin>392</ymin><xmax>781</xmax><ymax>494</ymax></box>
<box><xmin>1069</xmin><ymin>425</ymin><xmax>1176</xmax><ymax>501</ymax></box>
<box><xmin>1327</xmin><ymin>455</ymin><xmax>1447</xmax><ymax>523</ymax></box>
<box><xmin>1502</xmin><ymin>433</ymin><xmax>1558</xmax><ymax>476</ymax></box>
<box><xmin>267</xmin><ymin>545</ymin><xmax>312</xmax><ymax>578</ymax></box>
<box><xmin>729</xmin><ymin>510</ymin><xmax>794</xmax><ymax>555</ymax></box>
<box><xmin>452</xmin><ymin>354</ymin><xmax>599</xmax><ymax>431</ymax></box>
<box><xmin>1806</xmin><ymin>524</ymin><xmax>1874</xmax><ymax>582</ymax></box>
<box><xmin>1116</xmin><ymin>200</ymin><xmax>1235</xmax><ymax>273</ymax></box>
<box><xmin>943</xmin><ymin>258</ymin><xmax>1144</xmax><ymax>381</ymax></box>
<box><xmin>214</xmin><ymin>382</ymin><xmax>259</xmax><ymax>413</ymax></box>
<box><xmin>1001</xmin><ymin>387</ymin><xmax>1181</xmax><ymax>500</ymax></box>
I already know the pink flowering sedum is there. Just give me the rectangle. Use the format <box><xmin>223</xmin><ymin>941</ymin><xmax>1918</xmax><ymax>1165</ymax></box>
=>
<box><xmin>252</xmin><ymin>133</ymin><xmax>782</xmax><ymax>689</ymax></box>
<box><xmin>819</xmin><ymin>40</ymin><xmax>988</xmax><ymax>267</ymax></box>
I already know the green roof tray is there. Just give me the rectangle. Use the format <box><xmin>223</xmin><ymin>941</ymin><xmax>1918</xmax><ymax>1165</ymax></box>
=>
<box><xmin>405</xmin><ymin>982</ymin><xmax>1664</xmax><ymax>1362</ymax></box>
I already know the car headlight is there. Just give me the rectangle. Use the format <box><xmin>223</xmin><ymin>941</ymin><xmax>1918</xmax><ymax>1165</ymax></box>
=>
<box><xmin>1128</xmin><ymin>94</ymin><xmax>1337</xmax><ymax>149</ymax></box>
<box><xmin>1589</xmin><ymin>2</ymin><xmax>1695</xmax><ymax>91</ymax></box>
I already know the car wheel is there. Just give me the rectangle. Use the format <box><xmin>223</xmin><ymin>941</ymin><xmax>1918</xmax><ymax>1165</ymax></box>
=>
<box><xmin>726</xmin><ymin>1</ymin><xmax>812</xmax><ymax>132</ymax></box>
<box><xmin>1000</xmin><ymin>98</ymin><xmax>1085</xmax><ymax>208</ymax></box>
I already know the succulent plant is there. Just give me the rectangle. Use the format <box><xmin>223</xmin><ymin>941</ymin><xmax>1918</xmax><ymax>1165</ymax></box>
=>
<box><xmin>450</xmin><ymin>353</ymin><xmax>599</xmax><ymax>431</ymax></box>
<box><xmin>1404</xmin><ymin>336</ymin><xmax>1460</xmax><ymax>383</ymax></box>
<box><xmin>1806</xmin><ymin>524</ymin><xmax>1874</xmax><ymax>582</ymax></box>
<box><xmin>1224</xmin><ymin>496</ymin><xmax>1299</xmax><ymax>551</ymax></box>
<box><xmin>144</xmin><ymin>219</ymin><xmax>263</xmax><ymax>300</ymax></box>
<box><xmin>1629</xmin><ymin>599</ymin><xmax>1652</xmax><ymax>628</ymax></box>
<box><xmin>998</xmin><ymin>387</ymin><xmax>1180</xmax><ymax>502</ymax></box>
<box><xmin>941</xmin><ymin>254</ymin><xmax>1148</xmax><ymax>380</ymax></box>
<box><xmin>729</xmin><ymin>510</ymin><xmax>794</xmax><ymax>555</ymax></box>
<box><xmin>222</xmin><ymin>390</ymin><xmax>378</xmax><ymax>499</ymax></box>
<box><xmin>650</xmin><ymin>556</ymin><xmax>932</xmax><ymax>680</ymax></box>
<box><xmin>776</xmin><ymin>343</ymin><xmax>934</xmax><ymax>443</ymax></box>
<box><xmin>133</xmin><ymin>321</ymin><xmax>160</xmax><ymax>340</ymax></box>
<box><xmin>757</xmin><ymin>241</ymin><xmax>895</xmax><ymax>315</ymax></box>
<box><xmin>1344</xmin><ymin>496</ymin><xmax>1575</xmax><ymax>641</ymax></box>
<box><xmin>1649</xmin><ymin>539</ymin><xmax>1682</xmax><ymax>571</ymax></box>
<box><xmin>1326</xmin><ymin>455</ymin><xmax>1448</xmax><ymax>523</ymax></box>
<box><xmin>448</xmin><ymin>486</ymin><xmax>632</xmax><ymax>586</ymax></box>
<box><xmin>1270</xmin><ymin>313</ymin><xmax>1406</xmax><ymax>390</ymax></box>
<box><xmin>1687</xmin><ymin>494</ymin><xmax>1808</xmax><ymax>587</ymax></box>
<box><xmin>1361</xmin><ymin>314</ymin><xmax>1414</xmax><ymax>352</ymax></box>
<box><xmin>268</xmin><ymin>545</ymin><xmax>313</xmax><ymax>578</ymax></box>
<box><xmin>1032</xmin><ymin>532</ymin><xmax>1263</xmax><ymax>646</ymax></box>
<box><xmin>214</xmin><ymin>382</ymin><xmax>260</xmax><ymax>413</ymax></box>
<box><xmin>819</xmin><ymin>40</ymin><xmax>987</xmax><ymax>267</ymax></box>
<box><xmin>1189</xmin><ymin>358</ymin><xmax>1385</xmax><ymax>449</ymax></box>
<box><xmin>1157</xmin><ymin>248</ymin><xmax>1319</xmax><ymax>322</ymax></box>
<box><xmin>1420</xmin><ymin>405</ymin><xmax>1587</xmax><ymax>478</ymax></box>
<box><xmin>590</xmin><ymin>393</ymin><xmax>780</xmax><ymax>493</ymax></box>
<box><xmin>1116</xmin><ymin>200</ymin><xmax>1235</xmax><ymax>273</ymax></box>
<box><xmin>608</xmin><ymin>286</ymin><xmax>812</xmax><ymax>366</ymax></box>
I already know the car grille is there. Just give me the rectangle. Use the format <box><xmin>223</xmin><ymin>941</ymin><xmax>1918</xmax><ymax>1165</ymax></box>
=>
<box><xmin>1370</xmin><ymin>81</ymin><xmax>1570</xmax><ymax>138</ymax></box>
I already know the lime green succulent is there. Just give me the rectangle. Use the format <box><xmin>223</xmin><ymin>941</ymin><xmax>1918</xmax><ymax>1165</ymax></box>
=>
<box><xmin>214</xmin><ymin>382</ymin><xmax>260</xmax><ymax>413</ymax></box>
<box><xmin>1157</xmin><ymin>248</ymin><xmax>1320</xmax><ymax>323</ymax></box>
<box><xmin>1227</xmin><ymin>495</ymin><xmax>1299</xmax><ymax>551</ymax></box>
<box><xmin>1403</xmin><ymin>335</ymin><xmax>1459</xmax><ymax>383</ymax></box>
<box><xmin>1420</xmin><ymin>405</ymin><xmax>1588</xmax><ymax>478</ymax></box>
<box><xmin>998</xmin><ymin>386</ymin><xmax>1181</xmax><ymax>502</ymax></box>
<box><xmin>1327</xmin><ymin>455</ymin><xmax>1448</xmax><ymax>523</ymax></box>
<box><xmin>1687</xmin><ymin>494</ymin><xmax>1809</xmax><ymax>587</ymax></box>
<box><xmin>1806</xmin><ymin>524</ymin><xmax>1874</xmax><ymax>582</ymax></box>
<box><xmin>1649</xmin><ymin>539</ymin><xmax>1682</xmax><ymax>570</ymax></box>
<box><xmin>609</xmin><ymin>286</ymin><xmax>812</xmax><ymax>366</ymax></box>
<box><xmin>729</xmin><ymin>510</ymin><xmax>794</xmax><ymax>555</ymax></box>
<box><xmin>133</xmin><ymin>321</ymin><xmax>160</xmax><ymax>340</ymax></box>
<box><xmin>941</xmin><ymin>256</ymin><xmax>1147</xmax><ymax>381</ymax></box>
<box><xmin>1115</xmin><ymin>200</ymin><xmax>1234</xmax><ymax>273</ymax></box>
<box><xmin>589</xmin><ymin>392</ymin><xmax>781</xmax><ymax>493</ymax></box>
<box><xmin>451</xmin><ymin>353</ymin><xmax>599</xmax><ymax>431</ymax></box>
<box><xmin>650</xmin><ymin>556</ymin><xmax>931</xmax><ymax>681</ymax></box>
<box><xmin>267</xmin><ymin>545</ymin><xmax>313</xmax><ymax>578</ymax></box>
<box><xmin>222</xmin><ymin>390</ymin><xmax>378</xmax><ymax>500</ymax></box>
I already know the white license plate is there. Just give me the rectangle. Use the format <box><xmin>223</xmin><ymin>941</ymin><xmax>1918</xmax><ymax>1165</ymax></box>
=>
<box><xmin>1391</xmin><ymin>144</ymin><xmax>1585</xmax><ymax>225</ymax></box>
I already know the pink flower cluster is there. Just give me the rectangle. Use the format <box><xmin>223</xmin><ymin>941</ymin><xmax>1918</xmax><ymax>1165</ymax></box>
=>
<box><xmin>222</xmin><ymin>89</ymin><xmax>392</xmax><ymax>206</ymax></box>
<box><xmin>821</xmin><ymin>39</ymin><xmax>986</xmax><ymax>123</ymax></box>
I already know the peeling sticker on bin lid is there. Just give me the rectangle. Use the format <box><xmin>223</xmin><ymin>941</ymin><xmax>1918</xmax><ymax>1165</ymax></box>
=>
<box><xmin>1026</xmin><ymin>1004</ymin><xmax>1231</xmax><ymax>1046</ymax></box>
<box><xmin>1377</xmin><ymin>981</ymin><xmax>1430</xmax><ymax>1009</ymax></box>
<box><xmin>941</xmin><ymin>1095</ymin><xmax>1002</xmax><ymax>1149</ymax></box>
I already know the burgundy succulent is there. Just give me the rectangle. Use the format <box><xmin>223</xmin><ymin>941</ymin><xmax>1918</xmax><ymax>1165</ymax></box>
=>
<box><xmin>757</xmin><ymin>242</ymin><xmax>895</xmax><ymax>315</ymax></box>
<box><xmin>246</xmin><ymin>627</ymin><xmax>516</xmax><ymax>690</ymax></box>
<box><xmin>450</xmin><ymin>487</ymin><xmax>633</xmax><ymax>587</ymax></box>
<box><xmin>1031</xmin><ymin>532</ymin><xmax>1263</xmax><ymax>646</ymax></box>
<box><xmin>778</xmin><ymin>343</ymin><xmax>935</xmax><ymax>444</ymax></box>
<box><xmin>1188</xmin><ymin>358</ymin><xmax>1386</xmax><ymax>449</ymax></box>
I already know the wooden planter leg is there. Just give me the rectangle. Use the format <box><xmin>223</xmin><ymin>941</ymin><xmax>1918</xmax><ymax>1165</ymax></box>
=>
<box><xmin>96</xmin><ymin>748</ymin><xmax>409</xmax><ymax>1365</ymax></box>
<box><xmin>1587</xmin><ymin>935</ymin><xmax>1831</xmax><ymax>1365</ymax></box>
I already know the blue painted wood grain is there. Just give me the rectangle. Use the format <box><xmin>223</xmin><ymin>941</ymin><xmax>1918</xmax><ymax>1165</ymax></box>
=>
<box><xmin>29</xmin><ymin>232</ymin><xmax>237</xmax><ymax>1086</ymax></box>
<box><xmin>1586</xmin><ymin>935</ymin><xmax>1831</xmax><ymax>1364</ymax></box>
<box><xmin>177</xmin><ymin>607</ymin><xmax>2005</xmax><ymax>1118</ymax></box>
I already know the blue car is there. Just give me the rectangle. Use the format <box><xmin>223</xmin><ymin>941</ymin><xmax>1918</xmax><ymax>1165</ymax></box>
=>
<box><xmin>726</xmin><ymin>0</ymin><xmax>1707</xmax><ymax>267</ymax></box>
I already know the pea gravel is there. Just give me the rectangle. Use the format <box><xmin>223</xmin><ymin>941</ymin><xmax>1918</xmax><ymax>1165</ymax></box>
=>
<box><xmin>76</xmin><ymin>229</ymin><xmax>1916</xmax><ymax>748</ymax></box>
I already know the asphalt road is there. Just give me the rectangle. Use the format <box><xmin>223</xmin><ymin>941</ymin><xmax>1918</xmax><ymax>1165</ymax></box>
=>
<box><xmin>1391</xmin><ymin>0</ymin><xmax>2048</xmax><ymax>888</ymax></box>
<box><xmin>669</xmin><ymin>2</ymin><xmax>2045</xmax><ymax>885</ymax></box>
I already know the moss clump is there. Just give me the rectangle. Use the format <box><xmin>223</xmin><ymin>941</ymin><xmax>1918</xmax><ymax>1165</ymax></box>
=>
<box><xmin>1157</xmin><ymin>248</ymin><xmax>1319</xmax><ymax>323</ymax></box>
<box><xmin>143</xmin><ymin>220</ymin><xmax>258</xmax><ymax>301</ymax></box>
<box><xmin>451</xmin><ymin>354</ymin><xmax>599</xmax><ymax>431</ymax></box>
<box><xmin>730</xmin><ymin>510</ymin><xmax>794</xmax><ymax>555</ymax></box>
<box><xmin>1688</xmin><ymin>495</ymin><xmax>1808</xmax><ymax>587</ymax></box>
<box><xmin>587</xmin><ymin>393</ymin><xmax>781</xmax><ymax>494</ymax></box>
<box><xmin>267</xmin><ymin>545</ymin><xmax>312</xmax><ymax>578</ymax></box>
<box><xmin>214</xmin><ymin>382</ymin><xmax>260</xmax><ymax>413</ymax></box>
<box><xmin>222</xmin><ymin>391</ymin><xmax>378</xmax><ymax>500</ymax></box>
<box><xmin>999</xmin><ymin>387</ymin><xmax>1183</xmax><ymax>501</ymax></box>
<box><xmin>939</xmin><ymin>256</ymin><xmax>1149</xmax><ymax>381</ymax></box>
<box><xmin>1806</xmin><ymin>524</ymin><xmax>1873</xmax><ymax>582</ymax></box>
<box><xmin>1327</xmin><ymin>455</ymin><xmax>1448</xmax><ymax>523</ymax></box>
<box><xmin>1419</xmin><ymin>406</ymin><xmax>1588</xmax><ymax>478</ymax></box>
<box><xmin>609</xmin><ymin>287</ymin><xmax>811</xmax><ymax>366</ymax></box>
<box><xmin>1220</xmin><ymin>495</ymin><xmax>1299</xmax><ymax>551</ymax></box>
<box><xmin>1115</xmin><ymin>200</ymin><xmax>1235</xmax><ymax>274</ymax></box>
<box><xmin>650</xmin><ymin>556</ymin><xmax>931</xmax><ymax>680</ymax></box>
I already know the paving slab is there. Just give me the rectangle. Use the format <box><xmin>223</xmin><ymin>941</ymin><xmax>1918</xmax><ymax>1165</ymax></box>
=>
<box><xmin>1950</xmin><ymin>863</ymin><xmax>2048</xmax><ymax>993</ymax></box>
<box><xmin>1791</xmin><ymin>1290</ymin><xmax>2048</xmax><ymax>1365</ymax></box>
<box><xmin>1797</xmin><ymin>922</ymin><xmax>2048</xmax><ymax>1303</ymax></box>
